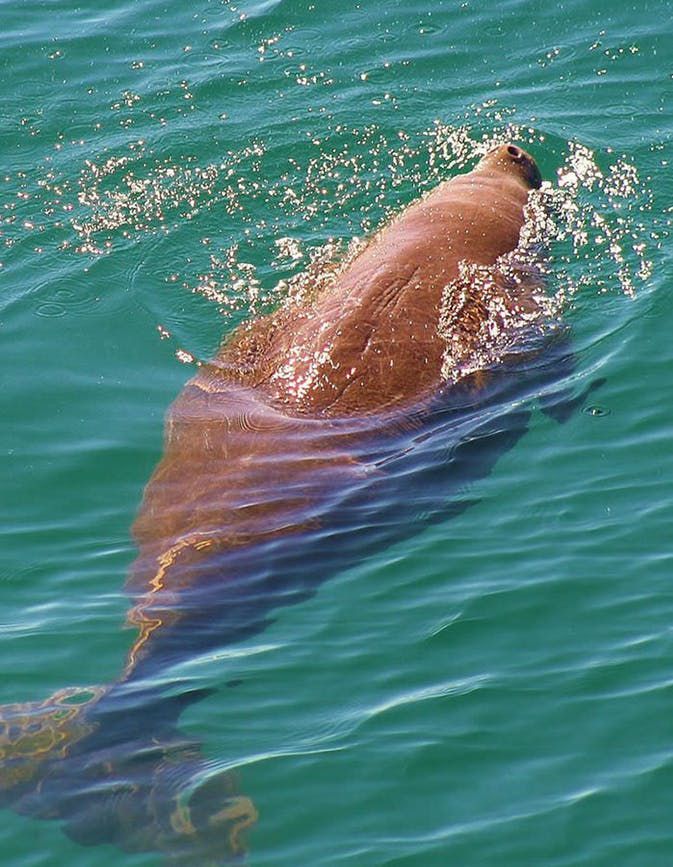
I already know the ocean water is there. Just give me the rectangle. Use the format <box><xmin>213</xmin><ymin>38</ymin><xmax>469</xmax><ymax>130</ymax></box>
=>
<box><xmin>1</xmin><ymin>0</ymin><xmax>672</xmax><ymax>864</ymax></box>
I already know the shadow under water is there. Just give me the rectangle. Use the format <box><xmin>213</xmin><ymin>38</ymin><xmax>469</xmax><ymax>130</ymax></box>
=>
<box><xmin>0</xmin><ymin>145</ymin><xmax>597</xmax><ymax>864</ymax></box>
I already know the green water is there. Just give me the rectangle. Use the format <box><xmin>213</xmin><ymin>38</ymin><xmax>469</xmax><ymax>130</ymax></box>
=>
<box><xmin>1</xmin><ymin>0</ymin><xmax>672</xmax><ymax>864</ymax></box>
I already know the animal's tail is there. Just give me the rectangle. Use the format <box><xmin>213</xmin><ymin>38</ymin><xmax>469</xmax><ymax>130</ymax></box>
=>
<box><xmin>0</xmin><ymin>682</ymin><xmax>257</xmax><ymax>862</ymax></box>
<box><xmin>0</xmin><ymin>685</ymin><xmax>104</xmax><ymax>795</ymax></box>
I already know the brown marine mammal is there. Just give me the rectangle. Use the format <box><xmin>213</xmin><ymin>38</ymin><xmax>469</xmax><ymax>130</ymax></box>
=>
<box><xmin>124</xmin><ymin>143</ymin><xmax>545</xmax><ymax>673</ymax></box>
<box><xmin>1</xmin><ymin>144</ymin><xmax>568</xmax><ymax>862</ymax></box>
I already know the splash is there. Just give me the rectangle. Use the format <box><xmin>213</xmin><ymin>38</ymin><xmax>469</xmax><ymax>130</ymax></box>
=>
<box><xmin>5</xmin><ymin>104</ymin><xmax>656</xmax><ymax>365</ymax></box>
<box><xmin>435</xmin><ymin>130</ymin><xmax>654</xmax><ymax>379</ymax></box>
<box><xmin>73</xmin><ymin>140</ymin><xmax>266</xmax><ymax>255</ymax></box>
<box><xmin>438</xmin><ymin>253</ymin><xmax>559</xmax><ymax>385</ymax></box>
<box><xmin>549</xmin><ymin>141</ymin><xmax>653</xmax><ymax>295</ymax></box>
<box><xmin>68</xmin><ymin>114</ymin><xmax>652</xmax><ymax>302</ymax></box>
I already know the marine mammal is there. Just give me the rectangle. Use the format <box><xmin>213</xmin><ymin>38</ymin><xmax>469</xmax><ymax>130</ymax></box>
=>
<box><xmin>123</xmin><ymin>143</ymin><xmax>547</xmax><ymax>677</ymax></box>
<box><xmin>0</xmin><ymin>144</ymin><xmax>575</xmax><ymax>862</ymax></box>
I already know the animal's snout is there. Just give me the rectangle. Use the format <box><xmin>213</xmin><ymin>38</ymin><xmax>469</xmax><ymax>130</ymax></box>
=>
<box><xmin>504</xmin><ymin>143</ymin><xmax>542</xmax><ymax>190</ymax></box>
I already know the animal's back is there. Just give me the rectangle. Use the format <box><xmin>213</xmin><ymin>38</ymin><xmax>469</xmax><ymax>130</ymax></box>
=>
<box><xmin>215</xmin><ymin>144</ymin><xmax>542</xmax><ymax>416</ymax></box>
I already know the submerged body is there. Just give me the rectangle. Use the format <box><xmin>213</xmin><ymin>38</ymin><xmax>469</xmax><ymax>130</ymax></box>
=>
<box><xmin>0</xmin><ymin>145</ymin><xmax>576</xmax><ymax>862</ymax></box>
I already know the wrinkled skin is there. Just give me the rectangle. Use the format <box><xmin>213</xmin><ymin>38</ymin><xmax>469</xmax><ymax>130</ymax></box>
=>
<box><xmin>0</xmin><ymin>145</ymin><xmax>583</xmax><ymax>863</ymax></box>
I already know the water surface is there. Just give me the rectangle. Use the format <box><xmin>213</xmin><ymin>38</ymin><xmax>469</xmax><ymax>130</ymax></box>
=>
<box><xmin>1</xmin><ymin>0</ymin><xmax>672</xmax><ymax>864</ymax></box>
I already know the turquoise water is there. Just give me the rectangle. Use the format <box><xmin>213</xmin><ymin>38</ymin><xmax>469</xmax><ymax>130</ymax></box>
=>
<box><xmin>1</xmin><ymin>0</ymin><xmax>672</xmax><ymax>864</ymax></box>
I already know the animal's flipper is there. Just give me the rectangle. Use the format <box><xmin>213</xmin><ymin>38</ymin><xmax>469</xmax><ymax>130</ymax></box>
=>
<box><xmin>541</xmin><ymin>376</ymin><xmax>607</xmax><ymax>423</ymax></box>
<box><xmin>61</xmin><ymin>744</ymin><xmax>257</xmax><ymax>865</ymax></box>
<box><xmin>534</xmin><ymin>329</ymin><xmax>607</xmax><ymax>423</ymax></box>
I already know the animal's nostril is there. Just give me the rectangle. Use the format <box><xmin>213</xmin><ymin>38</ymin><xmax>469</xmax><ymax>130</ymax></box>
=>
<box><xmin>507</xmin><ymin>145</ymin><xmax>522</xmax><ymax>160</ymax></box>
